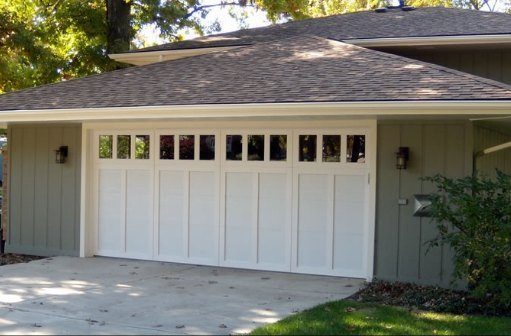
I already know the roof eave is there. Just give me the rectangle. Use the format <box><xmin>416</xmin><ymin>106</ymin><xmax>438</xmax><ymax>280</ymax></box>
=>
<box><xmin>1</xmin><ymin>101</ymin><xmax>511</xmax><ymax>124</ymax></box>
<box><xmin>111</xmin><ymin>34</ymin><xmax>511</xmax><ymax>66</ymax></box>
<box><xmin>109</xmin><ymin>46</ymin><xmax>240</xmax><ymax>65</ymax></box>
<box><xmin>345</xmin><ymin>34</ymin><xmax>511</xmax><ymax>47</ymax></box>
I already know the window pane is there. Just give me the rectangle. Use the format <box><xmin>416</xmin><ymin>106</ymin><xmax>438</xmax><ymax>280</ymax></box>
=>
<box><xmin>322</xmin><ymin>135</ymin><xmax>341</xmax><ymax>162</ymax></box>
<box><xmin>270</xmin><ymin>135</ymin><xmax>287</xmax><ymax>161</ymax></box>
<box><xmin>160</xmin><ymin>135</ymin><xmax>174</xmax><ymax>160</ymax></box>
<box><xmin>226</xmin><ymin>135</ymin><xmax>242</xmax><ymax>161</ymax></box>
<box><xmin>179</xmin><ymin>135</ymin><xmax>194</xmax><ymax>160</ymax></box>
<box><xmin>347</xmin><ymin>135</ymin><xmax>366</xmax><ymax>163</ymax></box>
<box><xmin>200</xmin><ymin>135</ymin><xmax>215</xmax><ymax>160</ymax></box>
<box><xmin>299</xmin><ymin>135</ymin><xmax>316</xmax><ymax>162</ymax></box>
<box><xmin>248</xmin><ymin>135</ymin><xmax>264</xmax><ymax>161</ymax></box>
<box><xmin>117</xmin><ymin>135</ymin><xmax>131</xmax><ymax>159</ymax></box>
<box><xmin>135</xmin><ymin>135</ymin><xmax>150</xmax><ymax>159</ymax></box>
<box><xmin>99</xmin><ymin>135</ymin><xmax>112</xmax><ymax>159</ymax></box>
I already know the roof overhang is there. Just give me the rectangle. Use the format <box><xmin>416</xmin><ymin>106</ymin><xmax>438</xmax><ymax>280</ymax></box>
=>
<box><xmin>110</xmin><ymin>34</ymin><xmax>511</xmax><ymax>66</ymax></box>
<box><xmin>109</xmin><ymin>46</ymin><xmax>240</xmax><ymax>66</ymax></box>
<box><xmin>344</xmin><ymin>34</ymin><xmax>511</xmax><ymax>48</ymax></box>
<box><xmin>1</xmin><ymin>101</ymin><xmax>511</xmax><ymax>125</ymax></box>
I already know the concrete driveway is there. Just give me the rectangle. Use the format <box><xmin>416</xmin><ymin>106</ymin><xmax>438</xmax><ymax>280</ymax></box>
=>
<box><xmin>0</xmin><ymin>257</ymin><xmax>363</xmax><ymax>335</ymax></box>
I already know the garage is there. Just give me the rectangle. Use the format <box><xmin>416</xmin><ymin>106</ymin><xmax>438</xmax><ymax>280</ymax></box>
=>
<box><xmin>91</xmin><ymin>121</ymin><xmax>375</xmax><ymax>278</ymax></box>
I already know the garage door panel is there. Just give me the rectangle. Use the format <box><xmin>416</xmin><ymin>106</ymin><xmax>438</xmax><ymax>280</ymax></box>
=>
<box><xmin>258</xmin><ymin>173</ymin><xmax>287</xmax><ymax>266</ymax></box>
<box><xmin>98</xmin><ymin>169</ymin><xmax>123</xmax><ymax>253</ymax></box>
<box><xmin>333</xmin><ymin>175</ymin><xmax>366</xmax><ymax>274</ymax></box>
<box><xmin>189</xmin><ymin>171</ymin><xmax>217</xmax><ymax>261</ymax></box>
<box><xmin>158</xmin><ymin>170</ymin><xmax>184</xmax><ymax>258</ymax></box>
<box><xmin>125</xmin><ymin>169</ymin><xmax>153</xmax><ymax>257</ymax></box>
<box><xmin>297</xmin><ymin>174</ymin><xmax>329</xmax><ymax>269</ymax></box>
<box><xmin>334</xmin><ymin>233</ymin><xmax>364</xmax><ymax>272</ymax></box>
<box><xmin>225</xmin><ymin>172</ymin><xmax>253</xmax><ymax>263</ymax></box>
<box><xmin>334</xmin><ymin>175</ymin><xmax>366</xmax><ymax>234</ymax></box>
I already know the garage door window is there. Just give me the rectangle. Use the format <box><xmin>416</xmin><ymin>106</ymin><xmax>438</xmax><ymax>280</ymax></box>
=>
<box><xmin>270</xmin><ymin>135</ymin><xmax>287</xmax><ymax>161</ymax></box>
<box><xmin>226</xmin><ymin>135</ymin><xmax>242</xmax><ymax>161</ymax></box>
<box><xmin>322</xmin><ymin>135</ymin><xmax>341</xmax><ymax>162</ymax></box>
<box><xmin>99</xmin><ymin>135</ymin><xmax>113</xmax><ymax>159</ymax></box>
<box><xmin>117</xmin><ymin>135</ymin><xmax>131</xmax><ymax>159</ymax></box>
<box><xmin>200</xmin><ymin>135</ymin><xmax>215</xmax><ymax>160</ymax></box>
<box><xmin>135</xmin><ymin>135</ymin><xmax>150</xmax><ymax>159</ymax></box>
<box><xmin>248</xmin><ymin>135</ymin><xmax>264</xmax><ymax>161</ymax></box>
<box><xmin>347</xmin><ymin>135</ymin><xmax>365</xmax><ymax>163</ymax></box>
<box><xmin>179</xmin><ymin>135</ymin><xmax>195</xmax><ymax>160</ymax></box>
<box><xmin>160</xmin><ymin>135</ymin><xmax>174</xmax><ymax>160</ymax></box>
<box><xmin>299</xmin><ymin>135</ymin><xmax>316</xmax><ymax>162</ymax></box>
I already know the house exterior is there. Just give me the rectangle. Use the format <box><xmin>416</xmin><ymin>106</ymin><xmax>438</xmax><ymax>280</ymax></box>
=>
<box><xmin>1</xmin><ymin>6</ymin><xmax>511</xmax><ymax>287</ymax></box>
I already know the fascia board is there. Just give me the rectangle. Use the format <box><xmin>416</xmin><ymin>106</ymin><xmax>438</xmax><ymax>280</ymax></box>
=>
<box><xmin>1</xmin><ymin>101</ymin><xmax>511</xmax><ymax>123</ymax></box>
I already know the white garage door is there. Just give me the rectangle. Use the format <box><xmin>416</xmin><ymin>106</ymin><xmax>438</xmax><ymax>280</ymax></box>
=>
<box><xmin>92</xmin><ymin>125</ymin><xmax>372</xmax><ymax>278</ymax></box>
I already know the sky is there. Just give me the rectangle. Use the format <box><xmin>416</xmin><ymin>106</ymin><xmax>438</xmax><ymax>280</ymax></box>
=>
<box><xmin>138</xmin><ymin>1</ymin><xmax>273</xmax><ymax>47</ymax></box>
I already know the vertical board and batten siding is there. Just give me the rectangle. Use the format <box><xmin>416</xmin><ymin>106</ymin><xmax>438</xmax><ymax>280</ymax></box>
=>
<box><xmin>386</xmin><ymin>48</ymin><xmax>511</xmax><ymax>85</ymax></box>
<box><xmin>473</xmin><ymin>125</ymin><xmax>511</xmax><ymax>177</ymax></box>
<box><xmin>7</xmin><ymin>124</ymin><xmax>81</xmax><ymax>256</ymax></box>
<box><xmin>375</xmin><ymin>121</ymin><xmax>471</xmax><ymax>287</ymax></box>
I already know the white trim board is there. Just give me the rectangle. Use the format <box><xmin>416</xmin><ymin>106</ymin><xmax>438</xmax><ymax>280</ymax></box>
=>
<box><xmin>109</xmin><ymin>46</ymin><xmax>240</xmax><ymax>65</ymax></box>
<box><xmin>345</xmin><ymin>34</ymin><xmax>511</xmax><ymax>47</ymax></box>
<box><xmin>2</xmin><ymin>101</ymin><xmax>511</xmax><ymax>125</ymax></box>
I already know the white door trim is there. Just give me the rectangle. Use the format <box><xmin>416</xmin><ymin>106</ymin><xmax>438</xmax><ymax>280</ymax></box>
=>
<box><xmin>82</xmin><ymin>119</ymin><xmax>377</xmax><ymax>280</ymax></box>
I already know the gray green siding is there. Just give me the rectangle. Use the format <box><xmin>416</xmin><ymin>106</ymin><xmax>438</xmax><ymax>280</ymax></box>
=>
<box><xmin>474</xmin><ymin>124</ymin><xmax>511</xmax><ymax>177</ymax></box>
<box><xmin>7</xmin><ymin>124</ymin><xmax>81</xmax><ymax>256</ymax></box>
<box><xmin>382</xmin><ymin>48</ymin><xmax>511</xmax><ymax>85</ymax></box>
<box><xmin>375</xmin><ymin>121</ymin><xmax>472</xmax><ymax>287</ymax></box>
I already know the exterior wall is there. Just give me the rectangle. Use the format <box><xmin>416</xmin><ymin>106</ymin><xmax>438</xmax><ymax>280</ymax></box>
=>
<box><xmin>381</xmin><ymin>48</ymin><xmax>511</xmax><ymax>85</ymax></box>
<box><xmin>375</xmin><ymin>121</ymin><xmax>472</xmax><ymax>287</ymax></box>
<box><xmin>6</xmin><ymin>124</ymin><xmax>81</xmax><ymax>256</ymax></box>
<box><xmin>473</xmin><ymin>124</ymin><xmax>511</xmax><ymax>177</ymax></box>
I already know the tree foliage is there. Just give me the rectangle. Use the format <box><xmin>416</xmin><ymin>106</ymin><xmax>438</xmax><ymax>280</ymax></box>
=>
<box><xmin>0</xmin><ymin>0</ymin><xmax>509</xmax><ymax>94</ymax></box>
<box><xmin>425</xmin><ymin>172</ymin><xmax>511</xmax><ymax>308</ymax></box>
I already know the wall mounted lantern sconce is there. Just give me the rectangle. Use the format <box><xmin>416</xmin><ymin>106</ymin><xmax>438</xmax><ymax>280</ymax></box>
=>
<box><xmin>55</xmin><ymin>146</ymin><xmax>68</xmax><ymax>164</ymax></box>
<box><xmin>396</xmin><ymin>147</ymin><xmax>409</xmax><ymax>170</ymax></box>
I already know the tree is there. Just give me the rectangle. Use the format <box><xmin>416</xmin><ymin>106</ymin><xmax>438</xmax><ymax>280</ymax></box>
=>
<box><xmin>1</xmin><ymin>0</ymin><xmax>509</xmax><ymax>94</ymax></box>
<box><xmin>453</xmin><ymin>0</ymin><xmax>502</xmax><ymax>11</ymax></box>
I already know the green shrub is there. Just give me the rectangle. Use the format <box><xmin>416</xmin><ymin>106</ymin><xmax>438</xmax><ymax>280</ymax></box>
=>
<box><xmin>425</xmin><ymin>172</ymin><xmax>511</xmax><ymax>308</ymax></box>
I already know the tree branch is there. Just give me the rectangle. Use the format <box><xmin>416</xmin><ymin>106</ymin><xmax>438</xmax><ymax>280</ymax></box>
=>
<box><xmin>182</xmin><ymin>2</ymin><xmax>254</xmax><ymax>20</ymax></box>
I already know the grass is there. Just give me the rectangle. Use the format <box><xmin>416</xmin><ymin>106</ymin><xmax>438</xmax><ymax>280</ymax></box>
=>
<box><xmin>251</xmin><ymin>300</ymin><xmax>511</xmax><ymax>335</ymax></box>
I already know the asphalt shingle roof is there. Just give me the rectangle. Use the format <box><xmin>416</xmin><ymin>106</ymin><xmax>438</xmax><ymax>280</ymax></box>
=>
<box><xmin>1</xmin><ymin>35</ymin><xmax>510</xmax><ymax>111</ymax></box>
<box><xmin>133</xmin><ymin>7</ymin><xmax>511</xmax><ymax>52</ymax></box>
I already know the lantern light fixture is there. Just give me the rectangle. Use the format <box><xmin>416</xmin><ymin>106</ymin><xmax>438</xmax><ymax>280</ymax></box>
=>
<box><xmin>396</xmin><ymin>147</ymin><xmax>409</xmax><ymax>170</ymax></box>
<box><xmin>55</xmin><ymin>146</ymin><xmax>68</xmax><ymax>164</ymax></box>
